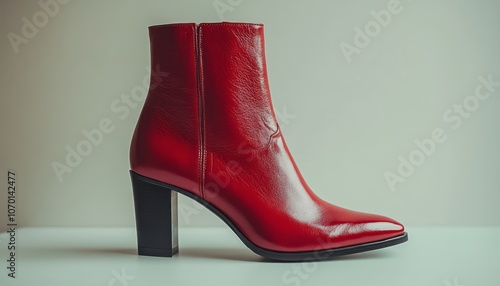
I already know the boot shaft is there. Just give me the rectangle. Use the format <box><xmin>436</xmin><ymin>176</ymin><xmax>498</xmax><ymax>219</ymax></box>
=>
<box><xmin>199</xmin><ymin>23</ymin><xmax>278</xmax><ymax>152</ymax></box>
<box><xmin>130</xmin><ymin>22</ymin><xmax>279</xmax><ymax>195</ymax></box>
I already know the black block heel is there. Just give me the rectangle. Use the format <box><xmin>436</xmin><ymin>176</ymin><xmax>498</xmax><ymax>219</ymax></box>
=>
<box><xmin>131</xmin><ymin>171</ymin><xmax>178</xmax><ymax>257</ymax></box>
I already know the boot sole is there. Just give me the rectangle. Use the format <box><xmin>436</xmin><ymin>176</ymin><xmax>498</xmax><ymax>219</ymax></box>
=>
<box><xmin>131</xmin><ymin>170</ymin><xmax>408</xmax><ymax>261</ymax></box>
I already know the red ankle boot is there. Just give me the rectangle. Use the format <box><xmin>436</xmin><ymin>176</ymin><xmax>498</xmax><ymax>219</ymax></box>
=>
<box><xmin>130</xmin><ymin>22</ymin><xmax>407</xmax><ymax>261</ymax></box>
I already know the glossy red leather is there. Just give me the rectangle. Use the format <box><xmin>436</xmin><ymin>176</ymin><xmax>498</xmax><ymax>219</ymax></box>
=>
<box><xmin>131</xmin><ymin>22</ymin><xmax>404</xmax><ymax>252</ymax></box>
<box><xmin>130</xmin><ymin>23</ymin><xmax>201</xmax><ymax>197</ymax></box>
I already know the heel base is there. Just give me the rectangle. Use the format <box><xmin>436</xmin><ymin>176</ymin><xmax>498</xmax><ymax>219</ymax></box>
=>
<box><xmin>138</xmin><ymin>246</ymin><xmax>179</xmax><ymax>257</ymax></box>
<box><xmin>131</xmin><ymin>171</ymin><xmax>179</xmax><ymax>258</ymax></box>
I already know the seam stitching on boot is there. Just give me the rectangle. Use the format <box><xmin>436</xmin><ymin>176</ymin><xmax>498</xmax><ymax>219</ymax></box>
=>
<box><xmin>198</xmin><ymin>25</ymin><xmax>207</xmax><ymax>200</ymax></box>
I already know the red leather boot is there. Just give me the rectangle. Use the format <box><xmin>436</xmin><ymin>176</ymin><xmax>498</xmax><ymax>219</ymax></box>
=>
<box><xmin>130</xmin><ymin>22</ymin><xmax>407</xmax><ymax>261</ymax></box>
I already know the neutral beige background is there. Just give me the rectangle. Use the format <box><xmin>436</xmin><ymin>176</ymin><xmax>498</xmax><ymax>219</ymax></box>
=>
<box><xmin>1</xmin><ymin>0</ymin><xmax>499</xmax><ymax>231</ymax></box>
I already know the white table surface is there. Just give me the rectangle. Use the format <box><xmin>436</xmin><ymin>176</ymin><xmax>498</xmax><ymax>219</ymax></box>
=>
<box><xmin>0</xmin><ymin>227</ymin><xmax>498</xmax><ymax>286</ymax></box>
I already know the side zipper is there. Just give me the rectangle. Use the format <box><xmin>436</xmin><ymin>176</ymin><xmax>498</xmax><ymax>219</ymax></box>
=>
<box><xmin>195</xmin><ymin>24</ymin><xmax>206</xmax><ymax>200</ymax></box>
